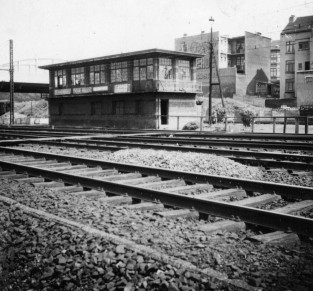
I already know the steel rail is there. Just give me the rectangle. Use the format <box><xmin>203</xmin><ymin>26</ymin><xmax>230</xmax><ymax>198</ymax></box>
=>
<box><xmin>1</xmin><ymin>126</ymin><xmax>313</xmax><ymax>140</ymax></box>
<box><xmin>1</xmin><ymin>146</ymin><xmax>312</xmax><ymax>200</ymax></box>
<box><xmin>109</xmin><ymin>136</ymin><xmax>313</xmax><ymax>151</ymax></box>
<box><xmin>173</xmin><ymin>132</ymin><xmax>313</xmax><ymax>141</ymax></box>
<box><xmin>24</xmin><ymin>139</ymin><xmax>313</xmax><ymax>163</ymax></box>
<box><xmin>0</xmin><ymin>159</ymin><xmax>312</xmax><ymax>237</ymax></box>
<box><xmin>0</xmin><ymin>130</ymin><xmax>85</xmax><ymax>138</ymax></box>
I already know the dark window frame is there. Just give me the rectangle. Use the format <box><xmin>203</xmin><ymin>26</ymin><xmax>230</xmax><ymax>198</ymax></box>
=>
<box><xmin>54</xmin><ymin>70</ymin><xmax>67</xmax><ymax>89</ymax></box>
<box><xmin>71</xmin><ymin>67</ymin><xmax>85</xmax><ymax>86</ymax></box>
<box><xmin>133</xmin><ymin>58</ymin><xmax>154</xmax><ymax>81</ymax></box>
<box><xmin>299</xmin><ymin>41</ymin><xmax>309</xmax><ymax>50</ymax></box>
<box><xmin>285</xmin><ymin>78</ymin><xmax>294</xmax><ymax>92</ymax></box>
<box><xmin>286</xmin><ymin>60</ymin><xmax>295</xmax><ymax>73</ymax></box>
<box><xmin>90</xmin><ymin>64</ymin><xmax>108</xmax><ymax>85</ymax></box>
<box><xmin>112</xmin><ymin>101</ymin><xmax>124</xmax><ymax>115</ymax></box>
<box><xmin>286</xmin><ymin>41</ymin><xmax>295</xmax><ymax>53</ymax></box>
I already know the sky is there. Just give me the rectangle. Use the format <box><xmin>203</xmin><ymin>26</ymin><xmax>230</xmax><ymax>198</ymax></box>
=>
<box><xmin>0</xmin><ymin>0</ymin><xmax>313</xmax><ymax>82</ymax></box>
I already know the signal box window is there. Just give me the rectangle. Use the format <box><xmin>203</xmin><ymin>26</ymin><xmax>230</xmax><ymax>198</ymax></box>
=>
<box><xmin>90</xmin><ymin>65</ymin><xmax>107</xmax><ymax>85</ymax></box>
<box><xmin>71</xmin><ymin>67</ymin><xmax>85</xmax><ymax>86</ymax></box>
<box><xmin>133</xmin><ymin>58</ymin><xmax>153</xmax><ymax>81</ymax></box>
<box><xmin>54</xmin><ymin>70</ymin><xmax>67</xmax><ymax>88</ymax></box>
<box><xmin>111</xmin><ymin>62</ymin><xmax>128</xmax><ymax>83</ymax></box>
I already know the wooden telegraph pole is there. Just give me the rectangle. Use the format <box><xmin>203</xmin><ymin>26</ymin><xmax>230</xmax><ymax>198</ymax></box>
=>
<box><xmin>9</xmin><ymin>39</ymin><xmax>14</xmax><ymax>125</ymax></box>
<box><xmin>208</xmin><ymin>17</ymin><xmax>214</xmax><ymax>124</ymax></box>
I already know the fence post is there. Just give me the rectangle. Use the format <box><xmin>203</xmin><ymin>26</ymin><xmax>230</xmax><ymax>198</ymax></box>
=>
<box><xmin>273</xmin><ymin>117</ymin><xmax>276</xmax><ymax>134</ymax></box>
<box><xmin>283</xmin><ymin>117</ymin><xmax>287</xmax><ymax>134</ymax></box>
<box><xmin>295</xmin><ymin>117</ymin><xmax>299</xmax><ymax>134</ymax></box>
<box><xmin>251</xmin><ymin>117</ymin><xmax>255</xmax><ymax>133</ymax></box>
<box><xmin>177</xmin><ymin>116</ymin><xmax>180</xmax><ymax>130</ymax></box>
<box><xmin>305</xmin><ymin>117</ymin><xmax>309</xmax><ymax>135</ymax></box>
<box><xmin>225</xmin><ymin>117</ymin><xmax>228</xmax><ymax>132</ymax></box>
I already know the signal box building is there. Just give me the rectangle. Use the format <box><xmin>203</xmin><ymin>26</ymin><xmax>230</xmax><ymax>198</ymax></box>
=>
<box><xmin>40</xmin><ymin>49</ymin><xmax>203</xmax><ymax>129</ymax></box>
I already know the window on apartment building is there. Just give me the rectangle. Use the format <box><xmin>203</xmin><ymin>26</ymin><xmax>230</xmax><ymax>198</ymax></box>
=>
<box><xmin>298</xmin><ymin>63</ymin><xmax>303</xmax><ymax>71</ymax></box>
<box><xmin>286</xmin><ymin>41</ymin><xmax>295</xmax><ymax>53</ymax></box>
<box><xmin>270</xmin><ymin>68</ymin><xmax>277</xmax><ymax>78</ymax></box>
<box><xmin>177</xmin><ymin>60</ymin><xmax>191</xmax><ymax>81</ymax></box>
<box><xmin>112</xmin><ymin>101</ymin><xmax>124</xmax><ymax>115</ymax></box>
<box><xmin>71</xmin><ymin>67</ymin><xmax>85</xmax><ymax>86</ymax></box>
<box><xmin>133</xmin><ymin>58</ymin><xmax>154</xmax><ymax>81</ymax></box>
<box><xmin>305</xmin><ymin>61</ymin><xmax>310</xmax><ymax>70</ymax></box>
<box><xmin>159</xmin><ymin>58</ymin><xmax>173</xmax><ymax>80</ymax></box>
<box><xmin>299</xmin><ymin>41</ymin><xmax>309</xmax><ymax>50</ymax></box>
<box><xmin>285</xmin><ymin>79</ymin><xmax>294</xmax><ymax>92</ymax></box>
<box><xmin>286</xmin><ymin>60</ymin><xmax>295</xmax><ymax>73</ymax></box>
<box><xmin>305</xmin><ymin>76</ymin><xmax>313</xmax><ymax>83</ymax></box>
<box><xmin>90</xmin><ymin>65</ymin><xmax>107</xmax><ymax>85</ymax></box>
<box><xmin>111</xmin><ymin>62</ymin><xmax>128</xmax><ymax>83</ymax></box>
<box><xmin>54</xmin><ymin>70</ymin><xmax>67</xmax><ymax>88</ymax></box>
<box><xmin>270</xmin><ymin>53</ymin><xmax>280</xmax><ymax>64</ymax></box>
<box><xmin>236</xmin><ymin>42</ymin><xmax>244</xmax><ymax>53</ymax></box>
<box><xmin>236</xmin><ymin>56</ymin><xmax>245</xmax><ymax>73</ymax></box>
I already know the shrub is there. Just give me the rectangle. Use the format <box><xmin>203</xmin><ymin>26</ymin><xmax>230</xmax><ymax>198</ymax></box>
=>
<box><xmin>214</xmin><ymin>107</ymin><xmax>227</xmax><ymax>123</ymax></box>
<box><xmin>182</xmin><ymin>121</ymin><xmax>199</xmax><ymax>130</ymax></box>
<box><xmin>240</xmin><ymin>109</ymin><xmax>255</xmax><ymax>127</ymax></box>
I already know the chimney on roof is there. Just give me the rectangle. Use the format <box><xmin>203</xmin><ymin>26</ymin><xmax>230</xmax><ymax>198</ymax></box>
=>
<box><xmin>289</xmin><ymin>15</ymin><xmax>295</xmax><ymax>23</ymax></box>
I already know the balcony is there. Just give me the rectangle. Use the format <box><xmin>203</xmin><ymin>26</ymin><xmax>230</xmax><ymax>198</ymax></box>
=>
<box><xmin>52</xmin><ymin>79</ymin><xmax>202</xmax><ymax>97</ymax></box>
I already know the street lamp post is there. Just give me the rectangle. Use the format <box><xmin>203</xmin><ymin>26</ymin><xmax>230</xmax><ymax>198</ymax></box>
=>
<box><xmin>208</xmin><ymin>17</ymin><xmax>214</xmax><ymax>124</ymax></box>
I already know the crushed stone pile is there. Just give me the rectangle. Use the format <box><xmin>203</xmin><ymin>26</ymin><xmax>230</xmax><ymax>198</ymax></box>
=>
<box><xmin>106</xmin><ymin>149</ymin><xmax>264</xmax><ymax>179</ymax></box>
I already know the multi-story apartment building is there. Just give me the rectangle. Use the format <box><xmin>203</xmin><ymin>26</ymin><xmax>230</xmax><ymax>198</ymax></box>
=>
<box><xmin>270</xmin><ymin>40</ymin><xmax>280</xmax><ymax>97</ymax></box>
<box><xmin>280</xmin><ymin>15</ymin><xmax>313</xmax><ymax>106</ymax></box>
<box><xmin>175</xmin><ymin>31</ymin><xmax>271</xmax><ymax>98</ymax></box>
<box><xmin>270</xmin><ymin>40</ymin><xmax>280</xmax><ymax>82</ymax></box>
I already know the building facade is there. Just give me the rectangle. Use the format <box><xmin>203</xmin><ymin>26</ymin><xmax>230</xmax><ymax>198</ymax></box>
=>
<box><xmin>270</xmin><ymin>40</ymin><xmax>280</xmax><ymax>97</ymax></box>
<box><xmin>175</xmin><ymin>31</ymin><xmax>271</xmax><ymax>98</ymax></box>
<box><xmin>280</xmin><ymin>15</ymin><xmax>313</xmax><ymax>106</ymax></box>
<box><xmin>40</xmin><ymin>49</ymin><xmax>203</xmax><ymax>129</ymax></box>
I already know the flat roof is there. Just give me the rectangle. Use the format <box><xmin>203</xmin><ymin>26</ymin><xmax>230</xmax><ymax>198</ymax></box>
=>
<box><xmin>39</xmin><ymin>48</ymin><xmax>204</xmax><ymax>70</ymax></box>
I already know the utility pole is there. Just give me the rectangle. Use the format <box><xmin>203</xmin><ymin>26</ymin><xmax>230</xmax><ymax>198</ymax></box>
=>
<box><xmin>208</xmin><ymin>17</ymin><xmax>214</xmax><ymax>124</ymax></box>
<box><xmin>9</xmin><ymin>39</ymin><xmax>14</xmax><ymax>125</ymax></box>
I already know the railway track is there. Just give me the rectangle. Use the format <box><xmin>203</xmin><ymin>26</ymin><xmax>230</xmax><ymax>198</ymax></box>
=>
<box><xmin>0</xmin><ymin>146</ymin><xmax>312</xmax><ymax>237</ymax></box>
<box><xmin>6</xmin><ymin>138</ymin><xmax>313</xmax><ymax>173</ymax></box>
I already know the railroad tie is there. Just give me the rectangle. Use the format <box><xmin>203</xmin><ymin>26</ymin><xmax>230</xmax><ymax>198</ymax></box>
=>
<box><xmin>32</xmin><ymin>181</ymin><xmax>65</xmax><ymax>188</ymax></box>
<box><xmin>116</xmin><ymin>176</ymin><xmax>161</xmax><ymax>185</ymax></box>
<box><xmin>15</xmin><ymin>177</ymin><xmax>45</xmax><ymax>183</ymax></box>
<box><xmin>53</xmin><ymin>185</ymin><xmax>84</xmax><ymax>194</ymax></box>
<box><xmin>197</xmin><ymin>194</ymin><xmax>281</xmax><ymax>234</ymax></box>
<box><xmin>99</xmin><ymin>195</ymin><xmax>133</xmax><ymax>205</ymax></box>
<box><xmin>155</xmin><ymin>188</ymin><xmax>247</xmax><ymax>220</ymax></box>
<box><xmin>140</xmin><ymin>179</ymin><xmax>185</xmax><ymax>190</ymax></box>
<box><xmin>72</xmin><ymin>190</ymin><xmax>107</xmax><ymax>199</ymax></box>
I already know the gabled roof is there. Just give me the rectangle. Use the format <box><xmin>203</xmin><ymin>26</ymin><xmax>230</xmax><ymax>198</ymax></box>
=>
<box><xmin>39</xmin><ymin>48</ymin><xmax>204</xmax><ymax>70</ymax></box>
<box><xmin>282</xmin><ymin>15</ymin><xmax>313</xmax><ymax>34</ymax></box>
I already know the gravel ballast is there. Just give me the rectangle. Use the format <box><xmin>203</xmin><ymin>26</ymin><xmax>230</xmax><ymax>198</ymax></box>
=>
<box><xmin>16</xmin><ymin>145</ymin><xmax>313</xmax><ymax>187</ymax></box>
<box><xmin>0</xmin><ymin>178</ymin><xmax>313</xmax><ymax>290</ymax></box>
